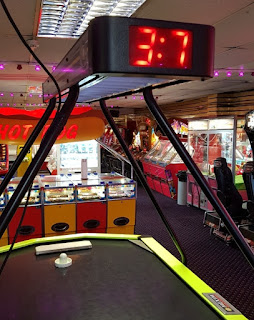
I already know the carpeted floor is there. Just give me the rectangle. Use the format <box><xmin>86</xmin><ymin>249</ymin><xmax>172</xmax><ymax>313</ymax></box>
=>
<box><xmin>134</xmin><ymin>186</ymin><xmax>254</xmax><ymax>320</ymax></box>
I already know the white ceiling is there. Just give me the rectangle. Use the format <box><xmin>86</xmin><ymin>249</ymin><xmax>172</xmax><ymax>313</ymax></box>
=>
<box><xmin>0</xmin><ymin>0</ymin><xmax>254</xmax><ymax>110</ymax></box>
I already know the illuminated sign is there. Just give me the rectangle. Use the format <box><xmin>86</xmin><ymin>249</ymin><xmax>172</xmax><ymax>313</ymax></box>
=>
<box><xmin>0</xmin><ymin>108</ymin><xmax>105</xmax><ymax>145</ymax></box>
<box><xmin>0</xmin><ymin>124</ymin><xmax>78</xmax><ymax>141</ymax></box>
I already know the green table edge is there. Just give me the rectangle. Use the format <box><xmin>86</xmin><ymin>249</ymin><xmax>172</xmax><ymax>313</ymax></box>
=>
<box><xmin>141</xmin><ymin>237</ymin><xmax>247</xmax><ymax>320</ymax></box>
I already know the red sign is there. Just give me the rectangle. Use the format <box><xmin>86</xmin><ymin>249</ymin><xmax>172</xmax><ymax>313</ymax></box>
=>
<box><xmin>0</xmin><ymin>108</ymin><xmax>106</xmax><ymax>144</ymax></box>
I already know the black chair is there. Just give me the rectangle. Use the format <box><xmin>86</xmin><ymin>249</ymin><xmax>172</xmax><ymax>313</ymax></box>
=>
<box><xmin>214</xmin><ymin>157</ymin><xmax>248</xmax><ymax>223</ymax></box>
<box><xmin>242</xmin><ymin>161</ymin><xmax>254</xmax><ymax>222</ymax></box>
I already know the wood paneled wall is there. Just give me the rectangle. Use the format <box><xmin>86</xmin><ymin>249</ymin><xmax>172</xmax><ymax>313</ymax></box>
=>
<box><xmin>134</xmin><ymin>89</ymin><xmax>254</xmax><ymax>120</ymax></box>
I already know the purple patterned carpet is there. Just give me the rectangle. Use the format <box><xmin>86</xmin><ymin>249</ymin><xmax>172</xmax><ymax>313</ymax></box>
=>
<box><xmin>135</xmin><ymin>186</ymin><xmax>254</xmax><ymax>320</ymax></box>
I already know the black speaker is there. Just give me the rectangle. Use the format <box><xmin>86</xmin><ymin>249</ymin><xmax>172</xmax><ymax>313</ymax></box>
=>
<box><xmin>110</xmin><ymin>109</ymin><xmax>119</xmax><ymax>117</ymax></box>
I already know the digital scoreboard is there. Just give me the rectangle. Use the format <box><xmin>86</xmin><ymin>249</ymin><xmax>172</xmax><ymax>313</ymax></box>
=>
<box><xmin>129</xmin><ymin>26</ymin><xmax>193</xmax><ymax>69</ymax></box>
<box><xmin>43</xmin><ymin>16</ymin><xmax>214</xmax><ymax>102</ymax></box>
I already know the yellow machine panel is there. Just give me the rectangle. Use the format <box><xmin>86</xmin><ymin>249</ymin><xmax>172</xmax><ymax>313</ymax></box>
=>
<box><xmin>107</xmin><ymin>225</ymin><xmax>135</xmax><ymax>234</ymax></box>
<box><xmin>107</xmin><ymin>199</ymin><xmax>136</xmax><ymax>228</ymax></box>
<box><xmin>44</xmin><ymin>204</ymin><xmax>76</xmax><ymax>236</ymax></box>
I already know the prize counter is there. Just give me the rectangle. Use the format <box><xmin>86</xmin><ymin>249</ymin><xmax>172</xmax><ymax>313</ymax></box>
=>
<box><xmin>0</xmin><ymin>233</ymin><xmax>246</xmax><ymax>320</ymax></box>
<box><xmin>0</xmin><ymin>173</ymin><xmax>136</xmax><ymax>246</ymax></box>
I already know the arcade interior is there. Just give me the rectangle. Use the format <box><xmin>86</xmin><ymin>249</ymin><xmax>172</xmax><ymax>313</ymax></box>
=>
<box><xmin>0</xmin><ymin>1</ymin><xmax>254</xmax><ymax>320</ymax></box>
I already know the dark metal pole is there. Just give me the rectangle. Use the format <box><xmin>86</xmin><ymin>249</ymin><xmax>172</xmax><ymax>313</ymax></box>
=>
<box><xmin>143</xmin><ymin>87</ymin><xmax>254</xmax><ymax>269</ymax></box>
<box><xmin>0</xmin><ymin>98</ymin><xmax>56</xmax><ymax>195</ymax></box>
<box><xmin>99</xmin><ymin>99</ymin><xmax>187</xmax><ymax>265</ymax></box>
<box><xmin>0</xmin><ymin>85</ymin><xmax>79</xmax><ymax>239</ymax></box>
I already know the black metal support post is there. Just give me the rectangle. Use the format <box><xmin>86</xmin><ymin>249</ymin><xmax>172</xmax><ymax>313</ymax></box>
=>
<box><xmin>99</xmin><ymin>99</ymin><xmax>187</xmax><ymax>265</ymax></box>
<box><xmin>143</xmin><ymin>87</ymin><xmax>254</xmax><ymax>269</ymax></box>
<box><xmin>0</xmin><ymin>85</ymin><xmax>79</xmax><ymax>239</ymax></box>
<box><xmin>0</xmin><ymin>98</ymin><xmax>56</xmax><ymax>196</ymax></box>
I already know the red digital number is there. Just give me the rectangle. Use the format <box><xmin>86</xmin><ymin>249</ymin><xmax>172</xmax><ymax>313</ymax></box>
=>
<box><xmin>129</xmin><ymin>26</ymin><xmax>192</xmax><ymax>69</ymax></box>
<box><xmin>172</xmin><ymin>31</ymin><xmax>190</xmax><ymax>67</ymax></box>
<box><xmin>133</xmin><ymin>28</ymin><xmax>157</xmax><ymax>66</ymax></box>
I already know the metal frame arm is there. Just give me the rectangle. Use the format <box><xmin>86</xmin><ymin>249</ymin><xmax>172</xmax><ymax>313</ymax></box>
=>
<box><xmin>143</xmin><ymin>86</ymin><xmax>254</xmax><ymax>269</ymax></box>
<box><xmin>99</xmin><ymin>99</ymin><xmax>187</xmax><ymax>265</ymax></box>
<box><xmin>0</xmin><ymin>98</ymin><xmax>56</xmax><ymax>196</ymax></box>
<box><xmin>0</xmin><ymin>85</ymin><xmax>79</xmax><ymax>239</ymax></box>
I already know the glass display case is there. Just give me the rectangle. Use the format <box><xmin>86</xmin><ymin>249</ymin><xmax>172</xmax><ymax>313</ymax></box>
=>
<box><xmin>151</xmin><ymin>140</ymin><xmax>173</xmax><ymax>164</ymax></box>
<box><xmin>38</xmin><ymin>174</ymin><xmax>71</xmax><ymax>183</ymax></box>
<box><xmin>157</xmin><ymin>142</ymin><xmax>188</xmax><ymax>167</ymax></box>
<box><xmin>105</xmin><ymin>177</ymin><xmax>136</xmax><ymax>200</ymax></box>
<box><xmin>6</xmin><ymin>177</ymin><xmax>41</xmax><ymax>205</ymax></box>
<box><xmin>188</xmin><ymin>118</ymin><xmax>234</xmax><ymax>176</ymax></box>
<box><xmin>76</xmin><ymin>184</ymin><xmax>106</xmax><ymax>201</ymax></box>
<box><xmin>41</xmin><ymin>177</ymin><xmax>75</xmax><ymax>204</ymax></box>
<box><xmin>143</xmin><ymin>141</ymin><xmax>162</xmax><ymax>162</ymax></box>
<box><xmin>72</xmin><ymin>174</ymin><xmax>106</xmax><ymax>201</ymax></box>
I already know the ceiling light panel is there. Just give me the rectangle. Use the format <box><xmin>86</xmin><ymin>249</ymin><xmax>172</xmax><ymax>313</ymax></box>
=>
<box><xmin>38</xmin><ymin>0</ymin><xmax>146</xmax><ymax>38</ymax></box>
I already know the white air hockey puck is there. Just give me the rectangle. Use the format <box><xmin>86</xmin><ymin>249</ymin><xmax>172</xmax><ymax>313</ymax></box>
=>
<box><xmin>55</xmin><ymin>253</ymin><xmax>72</xmax><ymax>268</ymax></box>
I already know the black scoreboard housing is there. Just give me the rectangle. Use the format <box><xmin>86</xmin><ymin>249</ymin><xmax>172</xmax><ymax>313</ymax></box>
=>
<box><xmin>43</xmin><ymin>16</ymin><xmax>215</xmax><ymax>102</ymax></box>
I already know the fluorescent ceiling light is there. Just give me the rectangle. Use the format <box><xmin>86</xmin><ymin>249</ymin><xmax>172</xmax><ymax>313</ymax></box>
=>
<box><xmin>37</xmin><ymin>0</ymin><xmax>146</xmax><ymax>38</ymax></box>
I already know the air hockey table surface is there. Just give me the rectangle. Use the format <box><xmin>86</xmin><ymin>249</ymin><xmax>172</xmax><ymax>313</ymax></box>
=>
<box><xmin>0</xmin><ymin>233</ymin><xmax>246</xmax><ymax>320</ymax></box>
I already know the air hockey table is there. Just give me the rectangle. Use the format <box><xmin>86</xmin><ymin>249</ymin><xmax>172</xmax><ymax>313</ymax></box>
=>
<box><xmin>0</xmin><ymin>233</ymin><xmax>246</xmax><ymax>320</ymax></box>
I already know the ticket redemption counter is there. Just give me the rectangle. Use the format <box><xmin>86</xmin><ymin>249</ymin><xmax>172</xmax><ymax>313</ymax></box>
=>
<box><xmin>142</xmin><ymin>138</ymin><xmax>187</xmax><ymax>198</ymax></box>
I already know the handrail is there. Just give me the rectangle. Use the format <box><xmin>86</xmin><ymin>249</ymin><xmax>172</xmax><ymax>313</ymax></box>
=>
<box><xmin>97</xmin><ymin>139</ymin><xmax>133</xmax><ymax>179</ymax></box>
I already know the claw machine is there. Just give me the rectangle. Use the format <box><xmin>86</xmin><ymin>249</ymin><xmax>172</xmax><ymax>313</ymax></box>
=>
<box><xmin>187</xmin><ymin>118</ymin><xmax>235</xmax><ymax>209</ymax></box>
<box><xmin>6</xmin><ymin>176</ymin><xmax>42</xmax><ymax>243</ymax></box>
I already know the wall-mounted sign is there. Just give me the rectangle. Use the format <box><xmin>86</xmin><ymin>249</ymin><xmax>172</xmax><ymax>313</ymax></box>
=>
<box><xmin>0</xmin><ymin>108</ymin><xmax>105</xmax><ymax>145</ymax></box>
